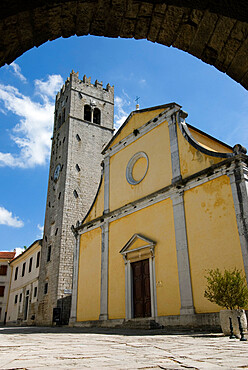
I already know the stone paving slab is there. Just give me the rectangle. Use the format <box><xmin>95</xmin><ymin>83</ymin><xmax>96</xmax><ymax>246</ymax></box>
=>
<box><xmin>0</xmin><ymin>326</ymin><xmax>248</xmax><ymax>369</ymax></box>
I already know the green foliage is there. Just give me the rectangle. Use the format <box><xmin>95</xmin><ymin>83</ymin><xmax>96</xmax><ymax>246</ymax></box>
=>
<box><xmin>204</xmin><ymin>268</ymin><xmax>248</xmax><ymax>310</ymax></box>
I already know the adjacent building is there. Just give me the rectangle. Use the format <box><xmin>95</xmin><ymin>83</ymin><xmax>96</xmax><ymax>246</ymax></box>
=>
<box><xmin>70</xmin><ymin>103</ymin><xmax>248</xmax><ymax>329</ymax></box>
<box><xmin>7</xmin><ymin>240</ymin><xmax>41</xmax><ymax>325</ymax></box>
<box><xmin>0</xmin><ymin>251</ymin><xmax>15</xmax><ymax>324</ymax></box>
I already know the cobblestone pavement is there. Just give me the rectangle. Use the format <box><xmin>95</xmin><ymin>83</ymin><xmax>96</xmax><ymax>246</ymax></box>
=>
<box><xmin>0</xmin><ymin>326</ymin><xmax>248</xmax><ymax>369</ymax></box>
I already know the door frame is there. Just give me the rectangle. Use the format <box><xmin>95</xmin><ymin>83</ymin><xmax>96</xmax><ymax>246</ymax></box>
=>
<box><xmin>120</xmin><ymin>234</ymin><xmax>157</xmax><ymax>320</ymax></box>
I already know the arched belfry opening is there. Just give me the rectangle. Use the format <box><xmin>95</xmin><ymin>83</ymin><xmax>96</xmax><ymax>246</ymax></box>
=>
<box><xmin>93</xmin><ymin>108</ymin><xmax>101</xmax><ymax>125</ymax></box>
<box><xmin>84</xmin><ymin>105</ymin><xmax>91</xmax><ymax>122</ymax></box>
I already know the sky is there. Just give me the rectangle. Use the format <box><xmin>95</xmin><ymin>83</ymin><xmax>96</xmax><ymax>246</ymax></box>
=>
<box><xmin>0</xmin><ymin>35</ymin><xmax>247</xmax><ymax>252</ymax></box>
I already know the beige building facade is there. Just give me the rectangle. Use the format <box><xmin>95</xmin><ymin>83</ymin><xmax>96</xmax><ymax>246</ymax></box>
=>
<box><xmin>7</xmin><ymin>240</ymin><xmax>42</xmax><ymax>325</ymax></box>
<box><xmin>0</xmin><ymin>251</ymin><xmax>15</xmax><ymax>323</ymax></box>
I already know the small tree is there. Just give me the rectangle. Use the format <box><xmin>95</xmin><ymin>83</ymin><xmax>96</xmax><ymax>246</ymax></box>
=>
<box><xmin>204</xmin><ymin>268</ymin><xmax>248</xmax><ymax>310</ymax></box>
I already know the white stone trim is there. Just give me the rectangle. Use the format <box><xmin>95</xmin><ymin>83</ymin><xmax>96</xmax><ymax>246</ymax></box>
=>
<box><xmin>168</xmin><ymin>113</ymin><xmax>182</xmax><ymax>183</ymax></box>
<box><xmin>228</xmin><ymin>168</ymin><xmax>248</xmax><ymax>284</ymax></box>
<box><xmin>105</xmin><ymin>106</ymin><xmax>180</xmax><ymax>157</ymax></box>
<box><xmin>172</xmin><ymin>191</ymin><xmax>195</xmax><ymax>315</ymax></box>
<box><xmin>120</xmin><ymin>234</ymin><xmax>157</xmax><ymax>319</ymax></box>
<box><xmin>99</xmin><ymin>221</ymin><xmax>109</xmax><ymax>320</ymax></box>
<box><xmin>149</xmin><ymin>256</ymin><xmax>157</xmax><ymax>318</ymax></box>
<box><xmin>123</xmin><ymin>255</ymin><xmax>157</xmax><ymax>320</ymax></box>
<box><xmin>69</xmin><ymin>233</ymin><xmax>80</xmax><ymax>324</ymax></box>
<box><xmin>125</xmin><ymin>260</ymin><xmax>132</xmax><ymax>320</ymax></box>
<box><xmin>78</xmin><ymin>166</ymin><xmax>230</xmax><ymax>236</ymax></box>
<box><xmin>104</xmin><ymin>155</ymin><xmax>110</xmax><ymax>213</ymax></box>
<box><xmin>126</xmin><ymin>152</ymin><xmax>149</xmax><ymax>185</ymax></box>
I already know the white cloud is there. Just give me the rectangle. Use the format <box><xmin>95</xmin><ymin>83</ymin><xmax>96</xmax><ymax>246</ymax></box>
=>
<box><xmin>37</xmin><ymin>224</ymin><xmax>44</xmax><ymax>238</ymax></box>
<box><xmin>0</xmin><ymin>73</ymin><xmax>63</xmax><ymax>168</ymax></box>
<box><xmin>15</xmin><ymin>247</ymin><xmax>25</xmax><ymax>256</ymax></box>
<box><xmin>114</xmin><ymin>91</ymin><xmax>132</xmax><ymax>130</ymax></box>
<box><xmin>0</xmin><ymin>206</ymin><xmax>24</xmax><ymax>228</ymax></box>
<box><xmin>139</xmin><ymin>78</ymin><xmax>146</xmax><ymax>86</ymax></box>
<box><xmin>10</xmin><ymin>62</ymin><xmax>27</xmax><ymax>83</ymax></box>
<box><xmin>35</xmin><ymin>75</ymin><xmax>63</xmax><ymax>98</ymax></box>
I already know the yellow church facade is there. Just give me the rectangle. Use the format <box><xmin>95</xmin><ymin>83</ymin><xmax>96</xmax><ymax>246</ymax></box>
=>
<box><xmin>70</xmin><ymin>103</ymin><xmax>248</xmax><ymax>328</ymax></box>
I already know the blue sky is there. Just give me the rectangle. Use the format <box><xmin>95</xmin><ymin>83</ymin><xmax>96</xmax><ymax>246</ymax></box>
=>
<box><xmin>0</xmin><ymin>35</ymin><xmax>247</xmax><ymax>252</ymax></box>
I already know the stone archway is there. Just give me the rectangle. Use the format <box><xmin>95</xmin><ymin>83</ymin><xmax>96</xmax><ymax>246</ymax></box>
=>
<box><xmin>1</xmin><ymin>0</ymin><xmax>248</xmax><ymax>89</ymax></box>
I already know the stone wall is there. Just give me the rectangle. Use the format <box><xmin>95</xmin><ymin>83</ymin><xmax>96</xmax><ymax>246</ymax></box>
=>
<box><xmin>0</xmin><ymin>1</ymin><xmax>248</xmax><ymax>89</ymax></box>
<box><xmin>37</xmin><ymin>72</ymin><xmax>114</xmax><ymax>325</ymax></box>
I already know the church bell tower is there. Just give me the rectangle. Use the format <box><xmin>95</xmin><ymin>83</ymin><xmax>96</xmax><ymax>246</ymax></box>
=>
<box><xmin>37</xmin><ymin>71</ymin><xmax>114</xmax><ymax>325</ymax></box>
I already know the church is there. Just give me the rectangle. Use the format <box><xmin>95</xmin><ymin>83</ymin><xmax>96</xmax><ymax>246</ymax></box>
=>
<box><xmin>69</xmin><ymin>101</ymin><xmax>248</xmax><ymax>329</ymax></box>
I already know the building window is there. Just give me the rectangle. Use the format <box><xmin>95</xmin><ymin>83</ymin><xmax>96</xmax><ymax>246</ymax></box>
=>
<box><xmin>19</xmin><ymin>293</ymin><xmax>22</xmax><ymax>302</ymax></box>
<box><xmin>73</xmin><ymin>190</ymin><xmax>78</xmax><ymax>198</ymax></box>
<box><xmin>0</xmin><ymin>286</ymin><xmax>5</xmax><ymax>297</ymax></box>
<box><xmin>44</xmin><ymin>282</ymin><xmax>48</xmax><ymax>295</ymax></box>
<box><xmin>93</xmin><ymin>108</ymin><xmax>101</xmax><ymax>125</ymax></box>
<box><xmin>84</xmin><ymin>105</ymin><xmax>91</xmax><ymax>122</ymax></box>
<box><xmin>47</xmin><ymin>246</ymin><xmax>51</xmax><ymax>262</ymax></box>
<box><xmin>22</xmin><ymin>263</ymin><xmax>26</xmax><ymax>277</ymax></box>
<box><xmin>29</xmin><ymin>257</ymin><xmax>33</xmax><ymax>273</ymax></box>
<box><xmin>14</xmin><ymin>267</ymin><xmax>18</xmax><ymax>280</ymax></box>
<box><xmin>36</xmin><ymin>251</ymin><xmax>40</xmax><ymax>268</ymax></box>
<box><xmin>58</xmin><ymin>114</ymin><xmax>62</xmax><ymax>128</ymax></box>
<box><xmin>62</xmin><ymin>108</ymin><xmax>65</xmax><ymax>123</ymax></box>
<box><xmin>34</xmin><ymin>286</ymin><xmax>37</xmax><ymax>298</ymax></box>
<box><xmin>0</xmin><ymin>265</ymin><xmax>7</xmax><ymax>276</ymax></box>
<box><xmin>14</xmin><ymin>294</ymin><xmax>18</xmax><ymax>304</ymax></box>
<box><xmin>76</xmin><ymin>134</ymin><xmax>81</xmax><ymax>142</ymax></box>
<box><xmin>75</xmin><ymin>164</ymin><xmax>80</xmax><ymax>172</ymax></box>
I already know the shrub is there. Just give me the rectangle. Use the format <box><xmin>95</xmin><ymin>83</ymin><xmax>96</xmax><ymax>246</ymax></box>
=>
<box><xmin>204</xmin><ymin>268</ymin><xmax>248</xmax><ymax>310</ymax></box>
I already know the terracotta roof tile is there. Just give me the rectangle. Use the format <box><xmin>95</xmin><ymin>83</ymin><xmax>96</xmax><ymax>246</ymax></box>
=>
<box><xmin>0</xmin><ymin>251</ymin><xmax>16</xmax><ymax>260</ymax></box>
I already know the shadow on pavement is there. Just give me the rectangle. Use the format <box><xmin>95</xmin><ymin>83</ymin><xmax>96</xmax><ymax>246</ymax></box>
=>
<box><xmin>0</xmin><ymin>325</ymin><xmax>222</xmax><ymax>337</ymax></box>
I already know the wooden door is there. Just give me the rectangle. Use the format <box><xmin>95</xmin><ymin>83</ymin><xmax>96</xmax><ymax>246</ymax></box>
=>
<box><xmin>132</xmin><ymin>259</ymin><xmax>151</xmax><ymax>318</ymax></box>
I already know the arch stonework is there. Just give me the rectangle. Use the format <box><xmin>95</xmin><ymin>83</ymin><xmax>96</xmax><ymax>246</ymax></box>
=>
<box><xmin>1</xmin><ymin>0</ymin><xmax>248</xmax><ymax>89</ymax></box>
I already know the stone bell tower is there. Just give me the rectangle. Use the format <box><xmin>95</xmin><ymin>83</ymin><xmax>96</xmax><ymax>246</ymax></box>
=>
<box><xmin>37</xmin><ymin>71</ymin><xmax>114</xmax><ymax>325</ymax></box>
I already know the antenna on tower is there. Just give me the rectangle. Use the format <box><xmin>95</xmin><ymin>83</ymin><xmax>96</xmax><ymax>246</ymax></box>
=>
<box><xmin>135</xmin><ymin>96</ymin><xmax>140</xmax><ymax>110</ymax></box>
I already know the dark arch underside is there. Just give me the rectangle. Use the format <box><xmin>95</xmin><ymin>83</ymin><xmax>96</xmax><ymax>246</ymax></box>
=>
<box><xmin>1</xmin><ymin>0</ymin><xmax>248</xmax><ymax>89</ymax></box>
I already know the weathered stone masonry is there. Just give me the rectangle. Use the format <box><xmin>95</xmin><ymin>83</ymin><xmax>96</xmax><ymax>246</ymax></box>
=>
<box><xmin>37</xmin><ymin>71</ymin><xmax>114</xmax><ymax>325</ymax></box>
<box><xmin>1</xmin><ymin>1</ymin><xmax>248</xmax><ymax>89</ymax></box>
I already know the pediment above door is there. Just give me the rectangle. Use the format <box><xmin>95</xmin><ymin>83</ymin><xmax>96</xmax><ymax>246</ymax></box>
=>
<box><xmin>120</xmin><ymin>233</ymin><xmax>156</xmax><ymax>262</ymax></box>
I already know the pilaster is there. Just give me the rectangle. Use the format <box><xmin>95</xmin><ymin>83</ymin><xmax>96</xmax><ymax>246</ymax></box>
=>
<box><xmin>99</xmin><ymin>221</ymin><xmax>109</xmax><ymax>320</ymax></box>
<box><xmin>172</xmin><ymin>191</ymin><xmax>195</xmax><ymax>315</ymax></box>
<box><xmin>228</xmin><ymin>162</ymin><xmax>248</xmax><ymax>284</ymax></box>
<box><xmin>69</xmin><ymin>230</ymin><xmax>80</xmax><ymax>324</ymax></box>
<box><xmin>168</xmin><ymin>113</ymin><xmax>182</xmax><ymax>183</ymax></box>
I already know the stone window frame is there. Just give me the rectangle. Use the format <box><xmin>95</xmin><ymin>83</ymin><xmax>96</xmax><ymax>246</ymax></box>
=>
<box><xmin>36</xmin><ymin>251</ymin><xmax>40</xmax><ymax>268</ymax></box>
<box><xmin>29</xmin><ymin>257</ymin><xmax>33</xmax><ymax>273</ymax></box>
<box><xmin>119</xmin><ymin>233</ymin><xmax>157</xmax><ymax>320</ymax></box>
<box><xmin>93</xmin><ymin>107</ymin><xmax>101</xmax><ymax>125</ymax></box>
<box><xmin>47</xmin><ymin>246</ymin><xmax>51</xmax><ymax>263</ymax></box>
<box><xmin>21</xmin><ymin>262</ymin><xmax>26</xmax><ymax>277</ymax></box>
<box><xmin>14</xmin><ymin>266</ymin><xmax>18</xmax><ymax>280</ymax></box>
<box><xmin>126</xmin><ymin>152</ymin><xmax>149</xmax><ymax>185</ymax></box>
<box><xmin>0</xmin><ymin>264</ymin><xmax>7</xmax><ymax>276</ymax></box>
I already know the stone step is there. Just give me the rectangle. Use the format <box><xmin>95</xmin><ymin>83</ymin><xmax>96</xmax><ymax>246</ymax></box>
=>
<box><xmin>119</xmin><ymin>318</ymin><xmax>162</xmax><ymax>330</ymax></box>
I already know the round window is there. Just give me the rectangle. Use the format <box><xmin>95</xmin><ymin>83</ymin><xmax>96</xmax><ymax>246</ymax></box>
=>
<box><xmin>126</xmin><ymin>152</ymin><xmax>149</xmax><ymax>185</ymax></box>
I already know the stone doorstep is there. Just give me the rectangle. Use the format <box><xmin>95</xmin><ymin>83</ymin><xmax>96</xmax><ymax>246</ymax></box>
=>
<box><xmin>71</xmin><ymin>312</ymin><xmax>222</xmax><ymax>332</ymax></box>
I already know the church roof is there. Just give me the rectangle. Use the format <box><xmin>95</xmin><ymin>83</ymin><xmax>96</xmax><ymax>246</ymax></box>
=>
<box><xmin>102</xmin><ymin>103</ymin><xmax>179</xmax><ymax>154</ymax></box>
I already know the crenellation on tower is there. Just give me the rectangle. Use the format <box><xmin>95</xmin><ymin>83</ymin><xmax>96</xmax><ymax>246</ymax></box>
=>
<box><xmin>37</xmin><ymin>71</ymin><xmax>114</xmax><ymax>325</ymax></box>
